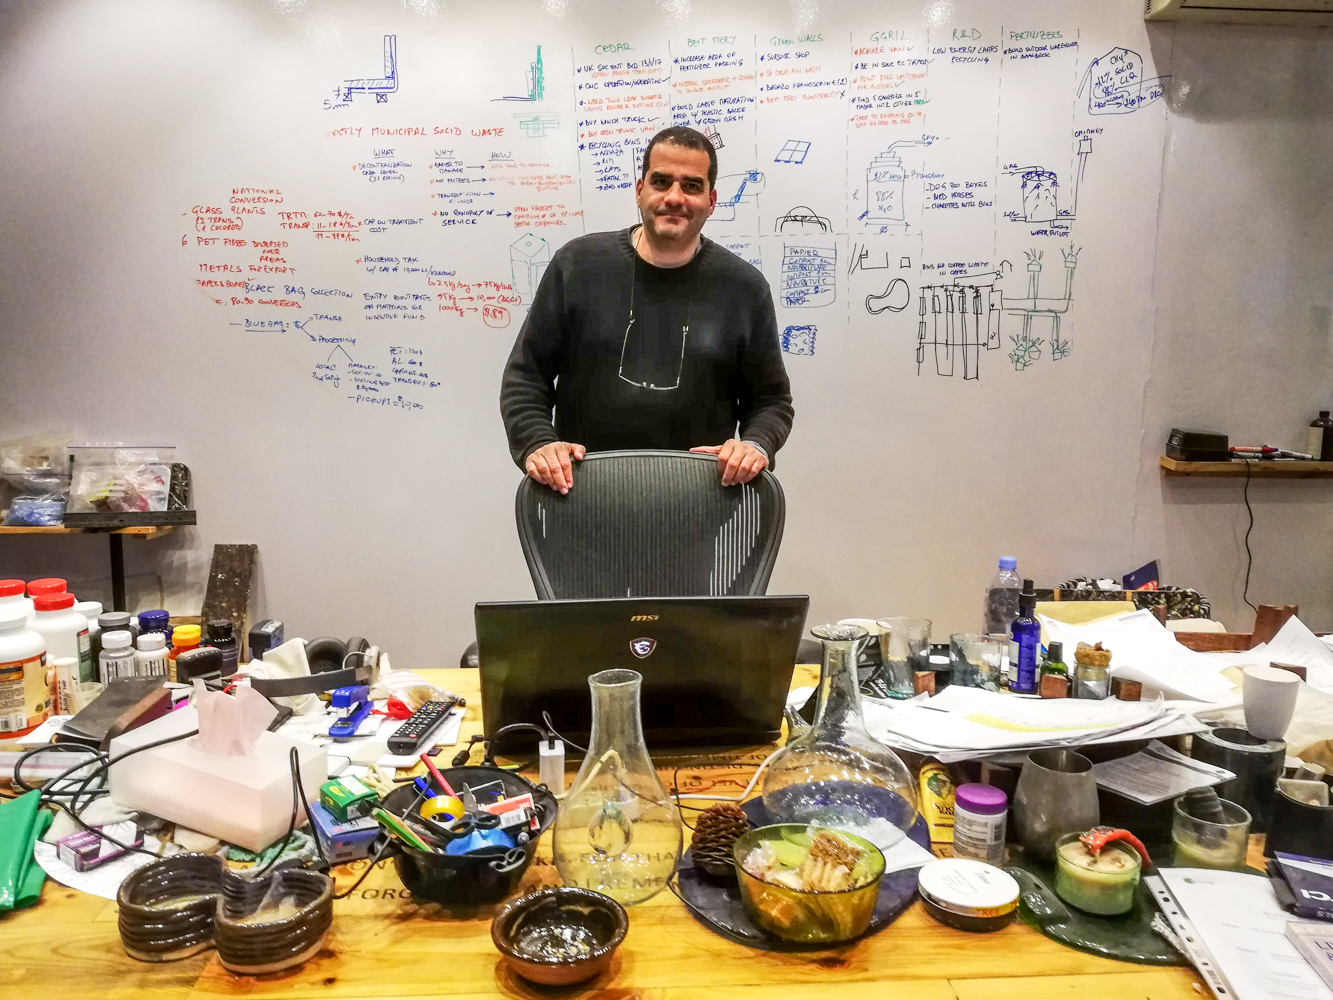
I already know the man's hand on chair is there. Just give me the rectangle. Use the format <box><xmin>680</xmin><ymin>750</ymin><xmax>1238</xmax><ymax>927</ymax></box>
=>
<box><xmin>525</xmin><ymin>442</ymin><xmax>586</xmax><ymax>494</ymax></box>
<box><xmin>690</xmin><ymin>439</ymin><xmax>768</xmax><ymax>487</ymax></box>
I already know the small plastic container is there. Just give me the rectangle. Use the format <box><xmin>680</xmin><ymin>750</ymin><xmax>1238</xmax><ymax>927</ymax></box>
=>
<box><xmin>137</xmin><ymin>610</ymin><xmax>172</xmax><ymax>648</ymax></box>
<box><xmin>136</xmin><ymin>632</ymin><xmax>169</xmax><ymax>678</ymax></box>
<box><xmin>98</xmin><ymin>611</ymin><xmax>138</xmax><ymax>644</ymax></box>
<box><xmin>100</xmin><ymin>631</ymin><xmax>137</xmax><ymax>683</ymax></box>
<box><xmin>27</xmin><ymin>577</ymin><xmax>67</xmax><ymax>598</ymax></box>
<box><xmin>0</xmin><ymin>609</ymin><xmax>49</xmax><ymax>736</ymax></box>
<box><xmin>917</xmin><ymin>858</ymin><xmax>1019</xmax><ymax>932</ymax></box>
<box><xmin>0</xmin><ymin>579</ymin><xmax>34</xmax><ymax>625</ymax></box>
<box><xmin>169</xmin><ymin>625</ymin><xmax>202</xmax><ymax>680</ymax></box>
<box><xmin>32</xmin><ymin>592</ymin><xmax>93</xmax><ymax>688</ymax></box>
<box><xmin>204</xmin><ymin>620</ymin><xmax>239</xmax><ymax>676</ymax></box>
<box><xmin>952</xmin><ymin>783</ymin><xmax>1008</xmax><ymax>865</ymax></box>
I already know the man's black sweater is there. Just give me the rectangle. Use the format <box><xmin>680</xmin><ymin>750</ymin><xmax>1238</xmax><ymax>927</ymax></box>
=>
<box><xmin>500</xmin><ymin>227</ymin><xmax>794</xmax><ymax>468</ymax></box>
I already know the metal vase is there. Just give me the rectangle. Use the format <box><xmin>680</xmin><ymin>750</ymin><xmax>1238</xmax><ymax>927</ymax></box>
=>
<box><xmin>1012</xmin><ymin>748</ymin><xmax>1100</xmax><ymax>862</ymax></box>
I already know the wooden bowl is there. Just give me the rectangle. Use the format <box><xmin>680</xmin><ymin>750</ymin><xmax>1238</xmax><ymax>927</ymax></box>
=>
<box><xmin>490</xmin><ymin>887</ymin><xmax>627</xmax><ymax>986</ymax></box>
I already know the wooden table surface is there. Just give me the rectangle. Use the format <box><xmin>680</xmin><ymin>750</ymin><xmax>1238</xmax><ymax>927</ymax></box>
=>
<box><xmin>1</xmin><ymin>667</ymin><xmax>1207</xmax><ymax>1000</ymax></box>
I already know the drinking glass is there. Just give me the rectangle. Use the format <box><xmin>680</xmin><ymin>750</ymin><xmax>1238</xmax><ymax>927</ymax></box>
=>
<box><xmin>1012</xmin><ymin>749</ymin><xmax>1100</xmax><ymax>861</ymax></box>
<box><xmin>949</xmin><ymin>633</ymin><xmax>1004</xmax><ymax>691</ymax></box>
<box><xmin>875</xmin><ymin>617</ymin><xmax>931</xmax><ymax>699</ymax></box>
<box><xmin>1171</xmin><ymin>796</ymin><xmax>1250</xmax><ymax>869</ymax></box>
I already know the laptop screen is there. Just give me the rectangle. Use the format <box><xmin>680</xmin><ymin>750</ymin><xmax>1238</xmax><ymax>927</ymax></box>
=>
<box><xmin>476</xmin><ymin>595</ymin><xmax>809</xmax><ymax>751</ymax></box>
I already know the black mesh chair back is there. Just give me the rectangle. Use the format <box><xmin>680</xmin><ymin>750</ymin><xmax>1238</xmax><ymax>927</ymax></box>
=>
<box><xmin>515</xmin><ymin>450</ymin><xmax>786</xmax><ymax>600</ymax></box>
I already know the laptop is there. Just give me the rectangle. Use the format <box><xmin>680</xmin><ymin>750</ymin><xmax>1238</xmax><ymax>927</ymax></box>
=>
<box><xmin>476</xmin><ymin>594</ymin><xmax>809</xmax><ymax>752</ymax></box>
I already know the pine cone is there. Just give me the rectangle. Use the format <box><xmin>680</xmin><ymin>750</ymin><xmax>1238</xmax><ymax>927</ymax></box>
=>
<box><xmin>690</xmin><ymin>803</ymin><xmax>749</xmax><ymax>877</ymax></box>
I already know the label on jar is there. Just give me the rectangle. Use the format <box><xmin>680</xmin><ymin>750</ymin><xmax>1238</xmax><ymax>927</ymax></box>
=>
<box><xmin>0</xmin><ymin>653</ymin><xmax>50</xmax><ymax>733</ymax></box>
<box><xmin>953</xmin><ymin>807</ymin><xmax>1006</xmax><ymax>864</ymax></box>
<box><xmin>77</xmin><ymin>627</ymin><xmax>94</xmax><ymax>683</ymax></box>
<box><xmin>1308</xmin><ymin>426</ymin><xmax>1324</xmax><ymax>461</ymax></box>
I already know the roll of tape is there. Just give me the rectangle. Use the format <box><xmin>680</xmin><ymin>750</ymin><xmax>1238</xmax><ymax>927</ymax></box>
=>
<box><xmin>1191</xmin><ymin>726</ymin><xmax>1286</xmax><ymax>833</ymax></box>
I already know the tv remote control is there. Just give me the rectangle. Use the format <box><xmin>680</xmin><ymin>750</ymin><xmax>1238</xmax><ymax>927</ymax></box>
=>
<box><xmin>387</xmin><ymin>700</ymin><xmax>454</xmax><ymax>755</ymax></box>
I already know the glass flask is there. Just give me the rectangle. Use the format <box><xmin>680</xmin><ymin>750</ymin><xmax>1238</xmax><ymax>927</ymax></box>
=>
<box><xmin>553</xmin><ymin>669</ymin><xmax>682</xmax><ymax>905</ymax></box>
<box><xmin>762</xmin><ymin>624</ymin><xmax>918</xmax><ymax>848</ymax></box>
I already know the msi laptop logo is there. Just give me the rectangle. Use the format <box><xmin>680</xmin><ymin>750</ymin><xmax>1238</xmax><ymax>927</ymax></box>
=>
<box><xmin>630</xmin><ymin>615</ymin><xmax>659</xmax><ymax>621</ymax></box>
<box><xmin>630</xmin><ymin>637</ymin><xmax>657</xmax><ymax>659</ymax></box>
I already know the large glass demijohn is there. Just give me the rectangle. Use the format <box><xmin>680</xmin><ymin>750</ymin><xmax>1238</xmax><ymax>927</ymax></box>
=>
<box><xmin>553</xmin><ymin>669</ymin><xmax>682</xmax><ymax>904</ymax></box>
<box><xmin>762</xmin><ymin>624</ymin><xmax>918</xmax><ymax>847</ymax></box>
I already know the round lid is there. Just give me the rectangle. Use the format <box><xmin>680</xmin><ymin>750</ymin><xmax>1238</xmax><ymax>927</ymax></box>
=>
<box><xmin>137</xmin><ymin>632</ymin><xmax>166</xmax><ymax>650</ymax></box>
<box><xmin>74</xmin><ymin>601</ymin><xmax>103</xmax><ymax>618</ymax></box>
<box><xmin>138</xmin><ymin>610</ymin><xmax>170</xmax><ymax>625</ymax></box>
<box><xmin>206</xmin><ymin>619</ymin><xmax>235</xmax><ymax>641</ymax></box>
<box><xmin>27</xmin><ymin>578</ymin><xmax>67</xmax><ymax>596</ymax></box>
<box><xmin>812</xmin><ymin>622</ymin><xmax>868</xmax><ymax>642</ymax></box>
<box><xmin>0</xmin><ymin>579</ymin><xmax>26</xmax><ymax>597</ymax></box>
<box><xmin>98</xmin><ymin>611</ymin><xmax>132</xmax><ymax>628</ymax></box>
<box><xmin>0</xmin><ymin>609</ymin><xmax>28</xmax><ymax>631</ymax></box>
<box><xmin>1047</xmin><ymin>641</ymin><xmax>1064</xmax><ymax>660</ymax></box>
<box><xmin>918</xmin><ymin>858</ymin><xmax>1019</xmax><ymax>911</ymax></box>
<box><xmin>998</xmin><ymin>556</ymin><xmax>1017</xmax><ymax>571</ymax></box>
<box><xmin>34</xmin><ymin>593</ymin><xmax>76</xmax><ymax>612</ymax></box>
<box><xmin>172</xmin><ymin>624</ymin><xmax>201</xmax><ymax>643</ymax></box>
<box><xmin>955</xmin><ymin>783</ymin><xmax>1008</xmax><ymax>815</ymax></box>
<box><xmin>102</xmin><ymin>630</ymin><xmax>133</xmax><ymax>648</ymax></box>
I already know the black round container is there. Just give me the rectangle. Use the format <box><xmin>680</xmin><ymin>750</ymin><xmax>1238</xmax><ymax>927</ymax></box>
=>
<box><xmin>377</xmin><ymin>765</ymin><xmax>557</xmax><ymax>907</ymax></box>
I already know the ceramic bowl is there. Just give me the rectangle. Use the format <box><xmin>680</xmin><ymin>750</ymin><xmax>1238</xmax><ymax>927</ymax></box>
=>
<box><xmin>732</xmin><ymin>824</ymin><xmax>886</xmax><ymax>943</ymax></box>
<box><xmin>213</xmin><ymin>867</ymin><xmax>334</xmax><ymax>975</ymax></box>
<box><xmin>117</xmin><ymin>853</ymin><xmax>225</xmax><ymax>962</ymax></box>
<box><xmin>490</xmin><ymin>887</ymin><xmax>628</xmax><ymax>986</ymax></box>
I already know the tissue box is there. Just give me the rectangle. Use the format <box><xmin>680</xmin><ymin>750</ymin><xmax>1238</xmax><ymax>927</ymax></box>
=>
<box><xmin>109</xmin><ymin>705</ymin><xmax>326</xmax><ymax>851</ymax></box>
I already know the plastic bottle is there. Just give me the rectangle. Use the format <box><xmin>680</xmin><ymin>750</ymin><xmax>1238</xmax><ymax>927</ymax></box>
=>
<box><xmin>0</xmin><ymin>579</ymin><xmax>34</xmax><ymax>625</ymax></box>
<box><xmin>77</xmin><ymin>601</ymin><xmax>103</xmax><ymax>669</ymax></box>
<box><xmin>98</xmin><ymin>611</ymin><xmax>138</xmax><ymax>645</ymax></box>
<box><xmin>1009</xmin><ymin>579</ymin><xmax>1041</xmax><ymax>694</ymax></box>
<box><xmin>983</xmin><ymin>557</ymin><xmax>1022</xmax><ymax>634</ymax></box>
<box><xmin>137</xmin><ymin>610</ymin><xmax>172</xmax><ymax>649</ymax></box>
<box><xmin>952</xmin><ymin>783</ymin><xmax>1008</xmax><ymax>865</ymax></box>
<box><xmin>135</xmin><ymin>632</ymin><xmax>169</xmax><ymax>678</ymax></box>
<box><xmin>1308</xmin><ymin>411</ymin><xmax>1333</xmax><ymax>462</ymax></box>
<box><xmin>204</xmin><ymin>619</ymin><xmax>240</xmax><ymax>676</ymax></box>
<box><xmin>27</xmin><ymin>578</ymin><xmax>67</xmax><ymax>601</ymax></box>
<box><xmin>0</xmin><ymin>609</ymin><xmax>49</xmax><ymax>736</ymax></box>
<box><xmin>98</xmin><ymin>630</ymin><xmax>136</xmax><ymax>683</ymax></box>
<box><xmin>168</xmin><ymin>624</ymin><xmax>202</xmax><ymax>681</ymax></box>
<box><xmin>32</xmin><ymin>592</ymin><xmax>94</xmax><ymax>686</ymax></box>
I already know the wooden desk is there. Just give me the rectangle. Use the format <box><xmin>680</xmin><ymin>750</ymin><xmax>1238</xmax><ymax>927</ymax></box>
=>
<box><xmin>1</xmin><ymin>667</ymin><xmax>1205</xmax><ymax>1000</ymax></box>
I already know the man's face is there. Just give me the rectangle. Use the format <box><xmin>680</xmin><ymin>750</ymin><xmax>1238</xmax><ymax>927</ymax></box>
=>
<box><xmin>635</xmin><ymin>142</ymin><xmax>717</xmax><ymax>244</ymax></box>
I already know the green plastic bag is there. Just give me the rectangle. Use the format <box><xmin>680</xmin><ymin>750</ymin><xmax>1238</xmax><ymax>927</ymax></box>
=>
<box><xmin>0</xmin><ymin>790</ymin><xmax>52</xmax><ymax>911</ymax></box>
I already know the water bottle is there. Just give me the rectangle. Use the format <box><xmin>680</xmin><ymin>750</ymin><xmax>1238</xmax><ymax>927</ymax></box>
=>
<box><xmin>983</xmin><ymin>556</ymin><xmax>1022</xmax><ymax>634</ymax></box>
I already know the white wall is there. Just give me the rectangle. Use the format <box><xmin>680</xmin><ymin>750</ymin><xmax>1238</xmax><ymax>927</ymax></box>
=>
<box><xmin>0</xmin><ymin>1</ymin><xmax>1329</xmax><ymax>669</ymax></box>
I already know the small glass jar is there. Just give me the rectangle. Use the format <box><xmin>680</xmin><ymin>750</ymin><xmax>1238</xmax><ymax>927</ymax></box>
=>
<box><xmin>1171</xmin><ymin>796</ymin><xmax>1250</xmax><ymax>869</ymax></box>
<box><xmin>1073</xmin><ymin>662</ymin><xmax>1109</xmax><ymax>700</ymax></box>
<box><xmin>1054</xmin><ymin>832</ymin><xmax>1141</xmax><ymax>915</ymax></box>
<box><xmin>952</xmin><ymin>783</ymin><xmax>1008</xmax><ymax>865</ymax></box>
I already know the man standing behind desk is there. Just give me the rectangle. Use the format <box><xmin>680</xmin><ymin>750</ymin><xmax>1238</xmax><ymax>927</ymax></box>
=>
<box><xmin>500</xmin><ymin>126</ymin><xmax>794</xmax><ymax>494</ymax></box>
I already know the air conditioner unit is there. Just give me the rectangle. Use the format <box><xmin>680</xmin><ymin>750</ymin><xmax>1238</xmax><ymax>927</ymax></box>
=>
<box><xmin>1146</xmin><ymin>0</ymin><xmax>1333</xmax><ymax>25</ymax></box>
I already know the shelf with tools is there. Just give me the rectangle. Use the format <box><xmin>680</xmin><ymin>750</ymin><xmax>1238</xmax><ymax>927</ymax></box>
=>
<box><xmin>1160</xmin><ymin>456</ymin><xmax>1333</xmax><ymax>478</ymax></box>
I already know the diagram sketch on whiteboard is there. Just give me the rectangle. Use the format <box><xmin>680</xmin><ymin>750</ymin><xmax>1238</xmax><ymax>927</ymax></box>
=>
<box><xmin>781</xmin><ymin>246</ymin><xmax>837</xmax><ymax>307</ymax></box>
<box><xmin>1004</xmin><ymin>137</ymin><xmax>1092</xmax><ymax>226</ymax></box>
<box><xmin>1078</xmin><ymin>47</ymin><xmax>1165</xmax><ymax>115</ymax></box>
<box><xmin>1004</xmin><ymin>247</ymin><xmax>1079</xmax><ymax>369</ymax></box>
<box><xmin>494</xmin><ymin>46</ymin><xmax>545</xmax><ymax>102</ymax></box>
<box><xmin>703</xmin><ymin>125</ymin><xmax>724</xmax><ymax>149</ymax></box>
<box><xmin>863</xmin><ymin>138</ymin><xmax>932</xmax><ymax>228</ymax></box>
<box><xmin>513</xmin><ymin>113</ymin><xmax>559</xmax><ymax>138</ymax></box>
<box><xmin>866</xmin><ymin>278</ymin><xmax>910</xmax><ymax>315</ymax></box>
<box><xmin>342</xmin><ymin>35</ymin><xmax>398</xmax><ymax>102</ymax></box>
<box><xmin>774</xmin><ymin>140</ymin><xmax>811</xmax><ymax>164</ymax></box>
<box><xmin>782</xmin><ymin>325</ymin><xmax>816</xmax><ymax>356</ymax></box>
<box><xmin>710</xmin><ymin>170</ymin><xmax>764</xmax><ymax>226</ymax></box>
<box><xmin>510</xmin><ymin>233</ymin><xmax>550</xmax><ymax>302</ymax></box>
<box><xmin>775</xmin><ymin>206</ymin><xmax>831</xmax><ymax>234</ymax></box>
<box><xmin>848</xmin><ymin>242</ymin><xmax>892</xmax><ymax>275</ymax></box>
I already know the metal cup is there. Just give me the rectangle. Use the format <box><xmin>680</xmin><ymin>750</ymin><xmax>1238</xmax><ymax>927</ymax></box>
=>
<box><xmin>1013</xmin><ymin>748</ymin><xmax>1100</xmax><ymax>862</ymax></box>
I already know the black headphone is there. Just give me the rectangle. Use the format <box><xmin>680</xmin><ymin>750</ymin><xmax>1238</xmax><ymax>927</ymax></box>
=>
<box><xmin>248</xmin><ymin>636</ymin><xmax>381</xmax><ymax>699</ymax></box>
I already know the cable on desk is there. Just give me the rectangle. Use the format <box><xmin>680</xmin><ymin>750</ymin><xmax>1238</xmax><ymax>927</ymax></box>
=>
<box><xmin>1242</xmin><ymin>458</ymin><xmax>1258</xmax><ymax>613</ymax></box>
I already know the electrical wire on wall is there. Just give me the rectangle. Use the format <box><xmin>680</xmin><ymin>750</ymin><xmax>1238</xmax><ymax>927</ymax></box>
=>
<box><xmin>1241</xmin><ymin>458</ymin><xmax>1258</xmax><ymax>613</ymax></box>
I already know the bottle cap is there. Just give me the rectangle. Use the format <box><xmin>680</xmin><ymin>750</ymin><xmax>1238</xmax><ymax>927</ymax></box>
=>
<box><xmin>0</xmin><ymin>610</ymin><xmax>28</xmax><ymax>631</ymax></box>
<box><xmin>206</xmin><ymin>619</ymin><xmax>235</xmax><ymax>641</ymax></box>
<box><xmin>74</xmin><ymin>601</ymin><xmax>103</xmax><ymax>619</ymax></box>
<box><xmin>27</xmin><ymin>578</ymin><xmax>67</xmax><ymax>597</ymax></box>
<box><xmin>998</xmin><ymin>556</ymin><xmax>1017</xmax><ymax>571</ymax></box>
<box><xmin>33</xmin><ymin>593</ymin><xmax>76</xmax><ymax>612</ymax></box>
<box><xmin>1322</xmin><ymin>411</ymin><xmax>1330</xmax><ymax>418</ymax></box>
<box><xmin>138</xmin><ymin>610</ymin><xmax>170</xmax><ymax>629</ymax></box>
<box><xmin>1047</xmin><ymin>641</ymin><xmax>1063</xmax><ymax>660</ymax></box>
<box><xmin>98</xmin><ymin>611</ymin><xmax>132</xmax><ymax>629</ymax></box>
<box><xmin>137</xmin><ymin>633</ymin><xmax>166</xmax><ymax>651</ymax></box>
<box><xmin>102</xmin><ymin>630</ymin><xmax>133</xmax><ymax>649</ymax></box>
<box><xmin>955</xmin><ymin>782</ymin><xmax>1008</xmax><ymax>815</ymax></box>
<box><xmin>172</xmin><ymin>624</ymin><xmax>202</xmax><ymax>644</ymax></box>
<box><xmin>0</xmin><ymin>580</ymin><xmax>26</xmax><ymax>598</ymax></box>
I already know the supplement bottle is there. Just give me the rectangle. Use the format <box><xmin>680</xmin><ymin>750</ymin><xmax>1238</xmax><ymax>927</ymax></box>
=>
<box><xmin>168</xmin><ymin>624</ymin><xmax>202</xmax><ymax>681</ymax></box>
<box><xmin>32</xmin><ymin>592</ymin><xmax>94</xmax><ymax>686</ymax></box>
<box><xmin>0</xmin><ymin>610</ymin><xmax>48</xmax><ymax>736</ymax></box>
<box><xmin>952</xmin><ymin>783</ymin><xmax>1009</xmax><ymax>866</ymax></box>
<box><xmin>99</xmin><ymin>630</ymin><xmax>136</xmax><ymax>683</ymax></box>
<box><xmin>204</xmin><ymin>619</ymin><xmax>240</xmax><ymax>676</ymax></box>
<box><xmin>0</xmin><ymin>579</ymin><xmax>34</xmax><ymax>625</ymax></box>
<box><xmin>135</xmin><ymin>632</ymin><xmax>169</xmax><ymax>678</ymax></box>
<box><xmin>137</xmin><ymin>609</ymin><xmax>172</xmax><ymax>649</ymax></box>
<box><xmin>27</xmin><ymin>578</ymin><xmax>67</xmax><ymax>599</ymax></box>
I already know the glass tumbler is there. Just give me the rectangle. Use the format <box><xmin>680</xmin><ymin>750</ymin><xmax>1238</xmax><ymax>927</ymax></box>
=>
<box><xmin>949</xmin><ymin>633</ymin><xmax>1005</xmax><ymax>691</ymax></box>
<box><xmin>1171</xmin><ymin>796</ymin><xmax>1251</xmax><ymax>869</ymax></box>
<box><xmin>876</xmin><ymin>617</ymin><xmax>931</xmax><ymax>699</ymax></box>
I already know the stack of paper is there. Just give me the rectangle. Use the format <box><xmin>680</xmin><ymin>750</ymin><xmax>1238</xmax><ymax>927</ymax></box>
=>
<box><xmin>863</xmin><ymin>686</ymin><xmax>1203</xmax><ymax>764</ymax></box>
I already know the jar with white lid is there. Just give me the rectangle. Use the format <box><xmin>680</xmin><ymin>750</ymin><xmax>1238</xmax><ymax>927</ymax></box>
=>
<box><xmin>0</xmin><ymin>610</ymin><xmax>48</xmax><ymax>735</ymax></box>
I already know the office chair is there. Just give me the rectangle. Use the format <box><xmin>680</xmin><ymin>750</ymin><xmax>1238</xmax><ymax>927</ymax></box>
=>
<box><xmin>459</xmin><ymin>450</ymin><xmax>787</xmax><ymax>667</ymax></box>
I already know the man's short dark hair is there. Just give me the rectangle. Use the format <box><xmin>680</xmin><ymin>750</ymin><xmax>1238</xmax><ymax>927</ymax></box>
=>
<box><xmin>641</xmin><ymin>126</ymin><xmax>718</xmax><ymax>191</ymax></box>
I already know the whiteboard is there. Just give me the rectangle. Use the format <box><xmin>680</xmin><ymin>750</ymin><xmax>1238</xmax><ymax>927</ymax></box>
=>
<box><xmin>0</xmin><ymin>0</ymin><xmax>1173</xmax><ymax>665</ymax></box>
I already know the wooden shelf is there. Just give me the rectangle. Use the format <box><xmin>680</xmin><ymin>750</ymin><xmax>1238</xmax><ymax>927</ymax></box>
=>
<box><xmin>0</xmin><ymin>525</ymin><xmax>176</xmax><ymax>537</ymax></box>
<box><xmin>1160</xmin><ymin>456</ymin><xmax>1333</xmax><ymax>478</ymax></box>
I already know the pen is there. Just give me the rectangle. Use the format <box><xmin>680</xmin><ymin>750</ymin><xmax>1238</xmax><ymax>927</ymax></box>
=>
<box><xmin>373</xmin><ymin>807</ymin><xmax>432</xmax><ymax>851</ymax></box>
<box><xmin>420</xmin><ymin>752</ymin><xmax>457</xmax><ymax>797</ymax></box>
